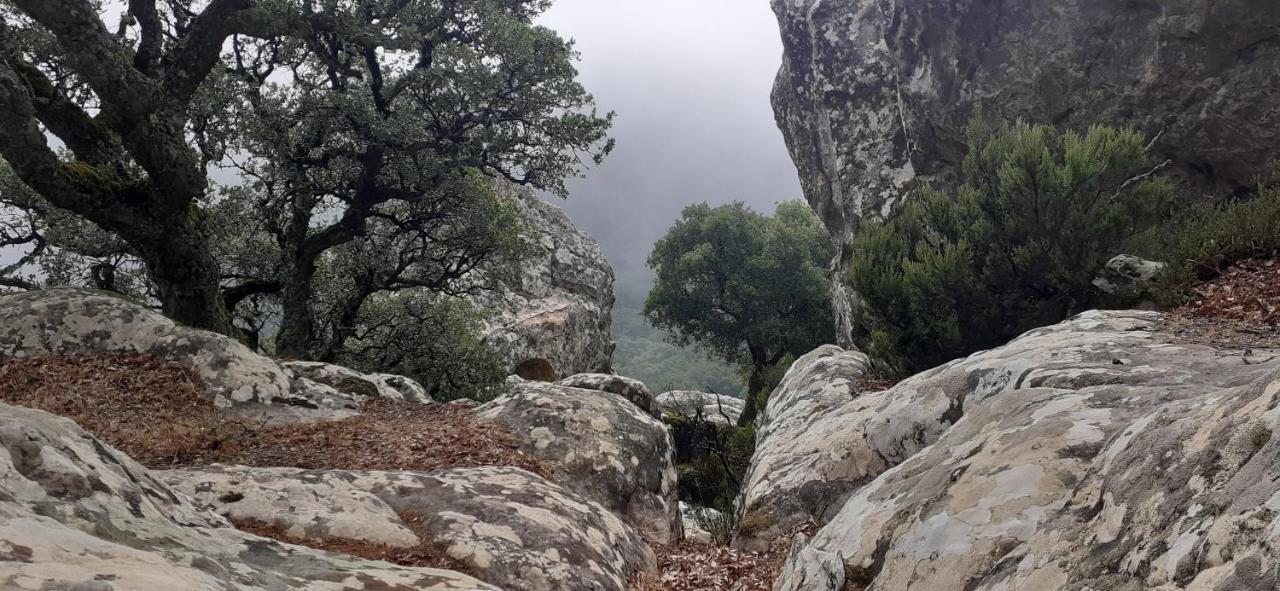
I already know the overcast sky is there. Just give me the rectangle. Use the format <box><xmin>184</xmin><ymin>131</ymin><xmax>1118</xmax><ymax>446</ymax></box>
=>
<box><xmin>536</xmin><ymin>1</ymin><xmax>802</xmax><ymax>307</ymax></box>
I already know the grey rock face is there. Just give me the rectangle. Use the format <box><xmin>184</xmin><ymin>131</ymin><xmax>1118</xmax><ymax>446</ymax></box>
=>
<box><xmin>655</xmin><ymin>390</ymin><xmax>747</xmax><ymax>426</ymax></box>
<box><xmin>772</xmin><ymin>0</ymin><xmax>1280</xmax><ymax>342</ymax></box>
<box><xmin>283</xmin><ymin>360</ymin><xmax>434</xmax><ymax>404</ymax></box>
<box><xmin>470</xmin><ymin>181</ymin><xmax>616</xmax><ymax>378</ymax></box>
<box><xmin>680</xmin><ymin>502</ymin><xmax>727</xmax><ymax>544</ymax></box>
<box><xmin>477</xmin><ymin>381</ymin><xmax>683</xmax><ymax>543</ymax></box>
<box><xmin>766</xmin><ymin>311</ymin><xmax>1280</xmax><ymax>590</ymax></box>
<box><xmin>0</xmin><ymin>289</ymin><xmax>426</xmax><ymax>421</ymax></box>
<box><xmin>733</xmin><ymin>345</ymin><xmax>875</xmax><ymax>552</ymax></box>
<box><xmin>162</xmin><ymin>465</ymin><xmax>654</xmax><ymax>591</ymax></box>
<box><xmin>1093</xmin><ymin>254</ymin><xmax>1167</xmax><ymax>295</ymax></box>
<box><xmin>0</xmin><ymin>402</ymin><xmax>496</xmax><ymax>591</ymax></box>
<box><xmin>558</xmin><ymin>373</ymin><xmax>659</xmax><ymax>417</ymax></box>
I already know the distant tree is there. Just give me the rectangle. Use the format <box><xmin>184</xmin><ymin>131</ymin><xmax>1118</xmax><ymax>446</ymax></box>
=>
<box><xmin>849</xmin><ymin>121</ymin><xmax>1173</xmax><ymax>373</ymax></box>
<box><xmin>645</xmin><ymin>201</ymin><xmax>835</xmax><ymax>424</ymax></box>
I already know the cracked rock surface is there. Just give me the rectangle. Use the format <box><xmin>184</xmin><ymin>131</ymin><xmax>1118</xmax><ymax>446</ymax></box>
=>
<box><xmin>758</xmin><ymin>311</ymin><xmax>1280</xmax><ymax>590</ymax></box>
<box><xmin>162</xmin><ymin>465</ymin><xmax>654</xmax><ymax>591</ymax></box>
<box><xmin>478</xmin><ymin>381</ymin><xmax>683</xmax><ymax>543</ymax></box>
<box><xmin>0</xmin><ymin>402</ymin><xmax>496</xmax><ymax>591</ymax></box>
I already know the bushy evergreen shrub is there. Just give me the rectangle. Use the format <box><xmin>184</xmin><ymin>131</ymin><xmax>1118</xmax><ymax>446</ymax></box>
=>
<box><xmin>1140</xmin><ymin>172</ymin><xmax>1280</xmax><ymax>305</ymax></box>
<box><xmin>849</xmin><ymin>121</ymin><xmax>1173</xmax><ymax>373</ymax></box>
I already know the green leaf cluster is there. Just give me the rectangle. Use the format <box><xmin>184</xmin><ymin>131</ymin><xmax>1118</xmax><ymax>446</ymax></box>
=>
<box><xmin>849</xmin><ymin>121</ymin><xmax>1173</xmax><ymax>373</ymax></box>
<box><xmin>644</xmin><ymin>200</ymin><xmax>835</xmax><ymax>401</ymax></box>
<box><xmin>1136</xmin><ymin>170</ymin><xmax>1280</xmax><ymax>305</ymax></box>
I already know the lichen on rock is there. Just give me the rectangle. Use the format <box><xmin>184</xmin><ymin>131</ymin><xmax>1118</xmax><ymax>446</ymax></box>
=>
<box><xmin>478</xmin><ymin>381</ymin><xmax>683</xmax><ymax>543</ymax></box>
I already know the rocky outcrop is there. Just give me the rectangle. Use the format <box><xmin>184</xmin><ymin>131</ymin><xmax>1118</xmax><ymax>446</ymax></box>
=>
<box><xmin>762</xmin><ymin>310</ymin><xmax>1280</xmax><ymax>590</ymax></box>
<box><xmin>163</xmin><ymin>465</ymin><xmax>654</xmax><ymax>591</ymax></box>
<box><xmin>283</xmin><ymin>360</ymin><xmax>433</xmax><ymax>403</ymax></box>
<box><xmin>772</xmin><ymin>0</ymin><xmax>1280</xmax><ymax>343</ymax></box>
<box><xmin>733</xmin><ymin>346</ymin><xmax>874</xmax><ymax>552</ymax></box>
<box><xmin>558</xmin><ymin>373</ymin><xmax>659</xmax><ymax>417</ymax></box>
<box><xmin>0</xmin><ymin>402</ymin><xmax>496</xmax><ymax>590</ymax></box>
<box><xmin>477</xmin><ymin>381</ymin><xmax>682</xmax><ymax>543</ymax></box>
<box><xmin>1093</xmin><ymin>254</ymin><xmax>1167</xmax><ymax>295</ymax></box>
<box><xmin>470</xmin><ymin>182</ymin><xmax>616</xmax><ymax>378</ymax></box>
<box><xmin>0</xmin><ymin>289</ymin><xmax>422</xmax><ymax>421</ymax></box>
<box><xmin>680</xmin><ymin>502</ymin><xmax>727</xmax><ymax>544</ymax></box>
<box><xmin>656</xmin><ymin>390</ymin><xmax>747</xmax><ymax>426</ymax></box>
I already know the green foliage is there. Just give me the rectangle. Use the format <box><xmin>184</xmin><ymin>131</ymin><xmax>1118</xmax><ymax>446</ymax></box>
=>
<box><xmin>644</xmin><ymin>200</ymin><xmax>835</xmax><ymax>403</ymax></box>
<box><xmin>742</xmin><ymin>354</ymin><xmax>795</xmax><ymax>424</ymax></box>
<box><xmin>336</xmin><ymin>294</ymin><xmax>507</xmax><ymax>403</ymax></box>
<box><xmin>849</xmin><ymin>121</ymin><xmax>1173</xmax><ymax>373</ymax></box>
<box><xmin>667</xmin><ymin>414</ymin><xmax>756</xmax><ymax>514</ymax></box>
<box><xmin>611</xmin><ymin>308</ymin><xmax>746</xmax><ymax>396</ymax></box>
<box><xmin>1138</xmin><ymin>173</ymin><xmax>1280</xmax><ymax>305</ymax></box>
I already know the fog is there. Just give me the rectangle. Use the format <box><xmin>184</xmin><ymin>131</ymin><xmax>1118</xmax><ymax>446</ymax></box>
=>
<box><xmin>537</xmin><ymin>1</ymin><xmax>803</xmax><ymax>308</ymax></box>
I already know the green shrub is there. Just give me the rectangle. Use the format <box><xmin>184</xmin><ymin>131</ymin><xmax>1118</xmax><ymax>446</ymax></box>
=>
<box><xmin>337</xmin><ymin>295</ymin><xmax>508</xmax><ymax>402</ymax></box>
<box><xmin>1140</xmin><ymin>174</ymin><xmax>1280</xmax><ymax>305</ymax></box>
<box><xmin>666</xmin><ymin>413</ymin><xmax>756</xmax><ymax>513</ymax></box>
<box><xmin>849</xmin><ymin>121</ymin><xmax>1173</xmax><ymax>374</ymax></box>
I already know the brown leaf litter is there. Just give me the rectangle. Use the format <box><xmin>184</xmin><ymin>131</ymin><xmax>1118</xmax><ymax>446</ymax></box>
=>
<box><xmin>0</xmin><ymin>352</ymin><xmax>546</xmax><ymax>476</ymax></box>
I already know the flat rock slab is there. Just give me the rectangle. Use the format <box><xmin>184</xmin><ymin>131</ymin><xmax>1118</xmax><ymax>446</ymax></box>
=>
<box><xmin>656</xmin><ymin>391</ymin><xmax>747</xmax><ymax>426</ymax></box>
<box><xmin>163</xmin><ymin>465</ymin><xmax>654</xmax><ymax>591</ymax></box>
<box><xmin>0</xmin><ymin>289</ymin><xmax>428</xmax><ymax>422</ymax></box>
<box><xmin>0</xmin><ymin>402</ymin><xmax>496</xmax><ymax>591</ymax></box>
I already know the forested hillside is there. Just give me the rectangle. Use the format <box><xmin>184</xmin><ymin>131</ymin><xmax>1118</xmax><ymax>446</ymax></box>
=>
<box><xmin>612</xmin><ymin>307</ymin><xmax>745</xmax><ymax>396</ymax></box>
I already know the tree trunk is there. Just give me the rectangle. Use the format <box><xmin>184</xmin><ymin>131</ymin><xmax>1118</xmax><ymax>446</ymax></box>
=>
<box><xmin>737</xmin><ymin>365</ymin><xmax>768</xmax><ymax>427</ymax></box>
<box><xmin>132</xmin><ymin>212</ymin><xmax>233</xmax><ymax>335</ymax></box>
<box><xmin>275</xmin><ymin>261</ymin><xmax>317</xmax><ymax>360</ymax></box>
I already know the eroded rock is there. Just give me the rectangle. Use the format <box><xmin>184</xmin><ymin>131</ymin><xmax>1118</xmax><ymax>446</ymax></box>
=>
<box><xmin>733</xmin><ymin>345</ymin><xmax>876</xmax><ymax>552</ymax></box>
<box><xmin>558</xmin><ymin>373</ymin><xmax>659</xmax><ymax>417</ymax></box>
<box><xmin>477</xmin><ymin>381</ymin><xmax>682</xmax><ymax>542</ymax></box>
<box><xmin>0</xmin><ymin>289</ymin><xmax>419</xmax><ymax>419</ymax></box>
<box><xmin>768</xmin><ymin>311</ymin><xmax>1280</xmax><ymax>590</ymax></box>
<box><xmin>284</xmin><ymin>360</ymin><xmax>433</xmax><ymax>403</ymax></box>
<box><xmin>0</xmin><ymin>402</ymin><xmax>496</xmax><ymax>591</ymax></box>
<box><xmin>656</xmin><ymin>391</ymin><xmax>746</xmax><ymax>426</ymax></box>
<box><xmin>469</xmin><ymin>182</ymin><xmax>616</xmax><ymax>377</ymax></box>
<box><xmin>1093</xmin><ymin>254</ymin><xmax>1167</xmax><ymax>295</ymax></box>
<box><xmin>162</xmin><ymin>465</ymin><xmax>654</xmax><ymax>591</ymax></box>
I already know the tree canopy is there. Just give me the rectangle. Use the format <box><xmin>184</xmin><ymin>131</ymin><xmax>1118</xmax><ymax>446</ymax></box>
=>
<box><xmin>0</xmin><ymin>0</ymin><xmax>612</xmax><ymax>339</ymax></box>
<box><xmin>644</xmin><ymin>200</ymin><xmax>835</xmax><ymax>422</ymax></box>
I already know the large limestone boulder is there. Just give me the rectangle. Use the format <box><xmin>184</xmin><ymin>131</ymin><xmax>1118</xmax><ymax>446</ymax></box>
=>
<box><xmin>0</xmin><ymin>402</ymin><xmax>496</xmax><ymax>590</ymax></box>
<box><xmin>733</xmin><ymin>345</ymin><xmax>875</xmax><ymax>551</ymax></box>
<box><xmin>0</xmin><ymin>289</ymin><xmax>415</xmax><ymax>418</ymax></box>
<box><xmin>469</xmin><ymin>182</ymin><xmax>616</xmax><ymax>378</ymax></box>
<box><xmin>656</xmin><ymin>390</ymin><xmax>747</xmax><ymax>426</ymax></box>
<box><xmin>557</xmin><ymin>372</ymin><xmax>659</xmax><ymax>417</ymax></box>
<box><xmin>162</xmin><ymin>465</ymin><xmax>654</xmax><ymax>591</ymax></box>
<box><xmin>477</xmin><ymin>381</ymin><xmax>682</xmax><ymax>543</ymax></box>
<box><xmin>764</xmin><ymin>311</ymin><xmax>1280</xmax><ymax>590</ymax></box>
<box><xmin>772</xmin><ymin>0</ymin><xmax>1280</xmax><ymax>343</ymax></box>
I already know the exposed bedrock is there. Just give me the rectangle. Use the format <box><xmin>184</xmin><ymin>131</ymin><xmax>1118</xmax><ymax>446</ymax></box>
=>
<box><xmin>733</xmin><ymin>310</ymin><xmax>1280</xmax><ymax>590</ymax></box>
